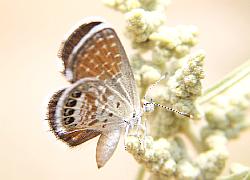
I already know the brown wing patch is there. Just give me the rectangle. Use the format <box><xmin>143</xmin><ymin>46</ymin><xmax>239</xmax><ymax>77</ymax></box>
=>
<box><xmin>59</xmin><ymin>130</ymin><xmax>100</xmax><ymax>147</ymax></box>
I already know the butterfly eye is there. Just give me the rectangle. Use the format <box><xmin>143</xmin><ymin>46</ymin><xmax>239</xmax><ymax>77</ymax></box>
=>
<box><xmin>66</xmin><ymin>99</ymin><xmax>77</xmax><ymax>107</ymax></box>
<box><xmin>64</xmin><ymin>108</ymin><xmax>75</xmax><ymax>116</ymax></box>
<box><xmin>64</xmin><ymin>117</ymin><xmax>75</xmax><ymax>125</ymax></box>
<box><xmin>72</xmin><ymin>90</ymin><xmax>81</xmax><ymax>98</ymax></box>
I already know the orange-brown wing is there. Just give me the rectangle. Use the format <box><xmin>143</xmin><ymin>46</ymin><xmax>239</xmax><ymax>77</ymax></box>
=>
<box><xmin>58</xmin><ymin>19</ymin><xmax>123</xmax><ymax>82</ymax></box>
<box><xmin>65</xmin><ymin>26</ymin><xmax>123</xmax><ymax>82</ymax></box>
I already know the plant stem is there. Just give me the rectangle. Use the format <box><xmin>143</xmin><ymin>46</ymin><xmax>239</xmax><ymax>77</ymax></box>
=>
<box><xmin>198</xmin><ymin>60</ymin><xmax>250</xmax><ymax>105</ymax></box>
<box><xmin>136</xmin><ymin>166</ymin><xmax>145</xmax><ymax>180</ymax></box>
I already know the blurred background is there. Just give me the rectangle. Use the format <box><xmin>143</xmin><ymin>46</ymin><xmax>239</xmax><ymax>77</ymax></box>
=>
<box><xmin>1</xmin><ymin>0</ymin><xmax>250</xmax><ymax>179</ymax></box>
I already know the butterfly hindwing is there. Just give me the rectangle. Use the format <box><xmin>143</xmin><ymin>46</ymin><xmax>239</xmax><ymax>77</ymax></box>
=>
<box><xmin>47</xmin><ymin>88</ymin><xmax>100</xmax><ymax>146</ymax></box>
<box><xmin>47</xmin><ymin>78</ymin><xmax>132</xmax><ymax>146</ymax></box>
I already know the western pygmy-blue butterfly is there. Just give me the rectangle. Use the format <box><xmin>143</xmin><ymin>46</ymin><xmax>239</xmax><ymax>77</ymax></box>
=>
<box><xmin>46</xmin><ymin>17</ymin><xmax>191</xmax><ymax>168</ymax></box>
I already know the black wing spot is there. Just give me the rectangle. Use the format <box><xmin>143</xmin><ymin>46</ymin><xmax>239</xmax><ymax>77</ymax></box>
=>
<box><xmin>66</xmin><ymin>99</ymin><xmax>77</xmax><ymax>107</ymax></box>
<box><xmin>116</xmin><ymin>102</ymin><xmax>120</xmax><ymax>108</ymax></box>
<box><xmin>101</xmin><ymin>108</ymin><xmax>105</xmax><ymax>115</ymax></box>
<box><xmin>64</xmin><ymin>108</ymin><xmax>75</xmax><ymax>116</ymax></box>
<box><xmin>71</xmin><ymin>90</ymin><xmax>81</xmax><ymax>98</ymax></box>
<box><xmin>64</xmin><ymin>117</ymin><xmax>75</xmax><ymax>125</ymax></box>
<box><xmin>109</xmin><ymin>113</ymin><xmax>113</xmax><ymax>117</ymax></box>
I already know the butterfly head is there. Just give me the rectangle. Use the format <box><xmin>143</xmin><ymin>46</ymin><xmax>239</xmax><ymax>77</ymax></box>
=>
<box><xmin>143</xmin><ymin>99</ymin><xmax>155</xmax><ymax>113</ymax></box>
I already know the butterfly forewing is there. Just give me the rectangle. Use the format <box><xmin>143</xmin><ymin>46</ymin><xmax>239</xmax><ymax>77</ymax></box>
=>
<box><xmin>62</xmin><ymin>20</ymin><xmax>140</xmax><ymax>110</ymax></box>
<box><xmin>58</xmin><ymin>19</ymin><xmax>103</xmax><ymax>69</ymax></box>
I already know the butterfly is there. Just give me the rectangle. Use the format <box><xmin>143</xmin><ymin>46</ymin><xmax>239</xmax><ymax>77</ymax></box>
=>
<box><xmin>46</xmin><ymin>17</ymin><xmax>191</xmax><ymax>169</ymax></box>
<box><xmin>47</xmin><ymin>17</ymin><xmax>146</xmax><ymax>168</ymax></box>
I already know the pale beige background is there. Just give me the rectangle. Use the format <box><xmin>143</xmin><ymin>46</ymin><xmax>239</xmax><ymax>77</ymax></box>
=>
<box><xmin>1</xmin><ymin>0</ymin><xmax>250</xmax><ymax>180</ymax></box>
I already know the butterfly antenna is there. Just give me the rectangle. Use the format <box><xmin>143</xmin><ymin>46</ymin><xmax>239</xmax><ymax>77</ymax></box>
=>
<box><xmin>152</xmin><ymin>101</ymin><xmax>193</xmax><ymax>118</ymax></box>
<box><xmin>144</xmin><ymin>73</ymin><xmax>167</xmax><ymax>101</ymax></box>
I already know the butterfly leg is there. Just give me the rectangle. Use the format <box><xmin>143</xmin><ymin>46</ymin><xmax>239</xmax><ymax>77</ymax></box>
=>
<box><xmin>136</xmin><ymin>116</ymin><xmax>142</xmax><ymax>137</ymax></box>
<box><xmin>137</xmin><ymin>118</ymin><xmax>147</xmax><ymax>149</ymax></box>
<box><xmin>124</xmin><ymin>121</ymin><xmax>131</xmax><ymax>150</ymax></box>
<box><xmin>124</xmin><ymin>119</ymin><xmax>142</xmax><ymax>149</ymax></box>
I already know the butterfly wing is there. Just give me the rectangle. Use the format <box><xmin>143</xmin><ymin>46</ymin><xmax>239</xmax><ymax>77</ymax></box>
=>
<box><xmin>47</xmin><ymin>89</ymin><xmax>100</xmax><ymax>146</ymax></box>
<box><xmin>58</xmin><ymin>18</ymin><xmax>140</xmax><ymax>111</ymax></box>
<box><xmin>47</xmin><ymin>78</ymin><xmax>132</xmax><ymax>146</ymax></box>
<box><xmin>58</xmin><ymin>18</ymin><xmax>103</xmax><ymax>70</ymax></box>
<box><xmin>96</xmin><ymin>129</ymin><xmax>121</xmax><ymax>168</ymax></box>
